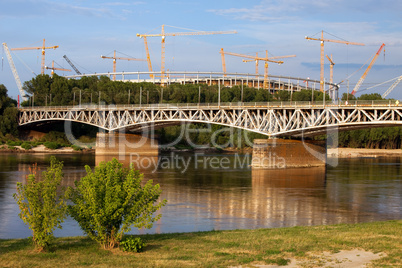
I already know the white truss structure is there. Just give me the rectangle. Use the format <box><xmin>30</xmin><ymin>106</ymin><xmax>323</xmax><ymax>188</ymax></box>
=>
<box><xmin>18</xmin><ymin>101</ymin><xmax>402</xmax><ymax>137</ymax></box>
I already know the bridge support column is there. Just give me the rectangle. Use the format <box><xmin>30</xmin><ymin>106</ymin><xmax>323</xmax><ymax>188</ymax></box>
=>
<box><xmin>251</xmin><ymin>139</ymin><xmax>326</xmax><ymax>169</ymax></box>
<box><xmin>96</xmin><ymin>132</ymin><xmax>159</xmax><ymax>157</ymax></box>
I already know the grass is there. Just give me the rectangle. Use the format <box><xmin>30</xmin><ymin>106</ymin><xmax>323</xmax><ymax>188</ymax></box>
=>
<box><xmin>0</xmin><ymin>220</ymin><xmax>401</xmax><ymax>267</ymax></box>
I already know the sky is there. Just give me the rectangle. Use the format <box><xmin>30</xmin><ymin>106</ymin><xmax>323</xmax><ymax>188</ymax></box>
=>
<box><xmin>1</xmin><ymin>0</ymin><xmax>402</xmax><ymax>100</ymax></box>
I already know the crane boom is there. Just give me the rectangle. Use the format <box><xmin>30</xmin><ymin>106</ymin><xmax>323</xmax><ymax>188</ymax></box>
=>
<box><xmin>45</xmin><ymin>61</ymin><xmax>71</xmax><ymax>77</ymax></box>
<box><xmin>305</xmin><ymin>30</ymin><xmax>364</xmax><ymax>91</ymax></box>
<box><xmin>63</xmin><ymin>55</ymin><xmax>82</xmax><ymax>75</ymax></box>
<box><xmin>142</xmin><ymin>36</ymin><xmax>153</xmax><ymax>78</ymax></box>
<box><xmin>382</xmin><ymin>75</ymin><xmax>402</xmax><ymax>98</ymax></box>
<box><xmin>10</xmin><ymin>39</ymin><xmax>58</xmax><ymax>74</ymax></box>
<box><xmin>2</xmin><ymin>42</ymin><xmax>25</xmax><ymax>101</ymax></box>
<box><xmin>100</xmin><ymin>50</ymin><xmax>146</xmax><ymax>81</ymax></box>
<box><xmin>351</xmin><ymin>43</ymin><xmax>385</xmax><ymax>95</ymax></box>
<box><xmin>220</xmin><ymin>49</ymin><xmax>295</xmax><ymax>89</ymax></box>
<box><xmin>220</xmin><ymin>50</ymin><xmax>284</xmax><ymax>64</ymax></box>
<box><xmin>137</xmin><ymin>25</ymin><xmax>237</xmax><ymax>83</ymax></box>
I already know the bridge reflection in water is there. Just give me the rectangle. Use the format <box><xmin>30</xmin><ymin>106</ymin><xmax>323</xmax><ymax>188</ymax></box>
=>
<box><xmin>6</xmin><ymin>153</ymin><xmax>398</xmax><ymax>237</ymax></box>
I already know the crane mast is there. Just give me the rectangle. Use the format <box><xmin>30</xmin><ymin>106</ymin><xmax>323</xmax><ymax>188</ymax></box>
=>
<box><xmin>305</xmin><ymin>31</ymin><xmax>364</xmax><ymax>92</ymax></box>
<box><xmin>2</xmin><ymin>42</ymin><xmax>25</xmax><ymax>101</ymax></box>
<box><xmin>137</xmin><ymin>25</ymin><xmax>237</xmax><ymax>84</ymax></box>
<box><xmin>10</xmin><ymin>39</ymin><xmax>58</xmax><ymax>75</ymax></box>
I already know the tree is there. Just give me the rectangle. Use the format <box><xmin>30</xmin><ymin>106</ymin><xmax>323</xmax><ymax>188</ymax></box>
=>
<box><xmin>358</xmin><ymin>93</ymin><xmax>383</xmax><ymax>101</ymax></box>
<box><xmin>0</xmin><ymin>107</ymin><xmax>19</xmax><ymax>136</ymax></box>
<box><xmin>341</xmin><ymin>93</ymin><xmax>356</xmax><ymax>101</ymax></box>
<box><xmin>68</xmin><ymin>158</ymin><xmax>167</xmax><ymax>249</ymax></box>
<box><xmin>13</xmin><ymin>157</ymin><xmax>69</xmax><ymax>251</ymax></box>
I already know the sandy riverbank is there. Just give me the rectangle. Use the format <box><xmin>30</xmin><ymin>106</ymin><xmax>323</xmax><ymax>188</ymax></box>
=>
<box><xmin>0</xmin><ymin>144</ymin><xmax>94</xmax><ymax>154</ymax></box>
<box><xmin>1</xmin><ymin>144</ymin><xmax>402</xmax><ymax>158</ymax></box>
<box><xmin>328</xmin><ymin>147</ymin><xmax>402</xmax><ymax>158</ymax></box>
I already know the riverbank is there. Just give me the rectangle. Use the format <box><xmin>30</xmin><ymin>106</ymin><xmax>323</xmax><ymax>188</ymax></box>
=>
<box><xmin>328</xmin><ymin>147</ymin><xmax>402</xmax><ymax>158</ymax></box>
<box><xmin>1</xmin><ymin>144</ymin><xmax>402</xmax><ymax>158</ymax></box>
<box><xmin>0</xmin><ymin>144</ymin><xmax>94</xmax><ymax>154</ymax></box>
<box><xmin>0</xmin><ymin>220</ymin><xmax>400</xmax><ymax>267</ymax></box>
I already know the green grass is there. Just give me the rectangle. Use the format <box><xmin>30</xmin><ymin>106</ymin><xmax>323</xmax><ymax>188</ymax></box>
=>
<box><xmin>0</xmin><ymin>220</ymin><xmax>401</xmax><ymax>267</ymax></box>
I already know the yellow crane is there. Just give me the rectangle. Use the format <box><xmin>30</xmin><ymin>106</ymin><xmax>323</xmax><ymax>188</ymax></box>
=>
<box><xmin>100</xmin><ymin>50</ymin><xmax>146</xmax><ymax>81</ymax></box>
<box><xmin>242</xmin><ymin>50</ymin><xmax>296</xmax><ymax>74</ymax></box>
<box><xmin>220</xmin><ymin>48</ymin><xmax>295</xmax><ymax>89</ymax></box>
<box><xmin>10</xmin><ymin>39</ymin><xmax>58</xmax><ymax>75</ymax></box>
<box><xmin>242</xmin><ymin>52</ymin><xmax>260</xmax><ymax>75</ymax></box>
<box><xmin>305</xmin><ymin>30</ymin><xmax>364</xmax><ymax>91</ymax></box>
<box><xmin>325</xmin><ymin>54</ymin><xmax>335</xmax><ymax>90</ymax></box>
<box><xmin>45</xmin><ymin>61</ymin><xmax>71</xmax><ymax>77</ymax></box>
<box><xmin>137</xmin><ymin>25</ymin><xmax>237</xmax><ymax>82</ymax></box>
<box><xmin>351</xmin><ymin>43</ymin><xmax>385</xmax><ymax>95</ymax></box>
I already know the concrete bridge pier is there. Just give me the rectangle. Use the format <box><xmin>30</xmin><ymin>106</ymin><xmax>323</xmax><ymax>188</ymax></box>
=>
<box><xmin>251</xmin><ymin>139</ymin><xmax>326</xmax><ymax>169</ymax></box>
<box><xmin>96</xmin><ymin>132</ymin><xmax>159</xmax><ymax>157</ymax></box>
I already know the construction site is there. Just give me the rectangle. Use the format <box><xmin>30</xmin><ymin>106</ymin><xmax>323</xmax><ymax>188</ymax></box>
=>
<box><xmin>2</xmin><ymin>27</ymin><xmax>401</xmax><ymax>101</ymax></box>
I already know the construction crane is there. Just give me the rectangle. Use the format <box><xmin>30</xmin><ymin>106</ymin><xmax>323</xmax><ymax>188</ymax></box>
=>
<box><xmin>220</xmin><ymin>48</ymin><xmax>295</xmax><ymax>89</ymax></box>
<box><xmin>137</xmin><ymin>25</ymin><xmax>237</xmax><ymax>81</ymax></box>
<box><xmin>242</xmin><ymin>52</ymin><xmax>260</xmax><ymax>75</ymax></box>
<box><xmin>326</xmin><ymin>54</ymin><xmax>335</xmax><ymax>89</ymax></box>
<box><xmin>63</xmin><ymin>55</ymin><xmax>81</xmax><ymax>75</ymax></box>
<box><xmin>382</xmin><ymin>75</ymin><xmax>402</xmax><ymax>98</ymax></box>
<box><xmin>305</xmin><ymin>30</ymin><xmax>364</xmax><ymax>91</ymax></box>
<box><xmin>351</xmin><ymin>43</ymin><xmax>385</xmax><ymax>95</ymax></box>
<box><xmin>100</xmin><ymin>50</ymin><xmax>146</xmax><ymax>81</ymax></box>
<box><xmin>45</xmin><ymin>61</ymin><xmax>71</xmax><ymax>77</ymax></box>
<box><xmin>10</xmin><ymin>39</ymin><xmax>58</xmax><ymax>75</ymax></box>
<box><xmin>2</xmin><ymin>42</ymin><xmax>25</xmax><ymax>102</ymax></box>
<box><xmin>241</xmin><ymin>50</ymin><xmax>296</xmax><ymax>74</ymax></box>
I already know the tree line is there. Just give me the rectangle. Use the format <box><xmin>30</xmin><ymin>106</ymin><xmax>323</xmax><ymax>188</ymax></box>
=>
<box><xmin>21</xmin><ymin>74</ymin><xmax>331</xmax><ymax>106</ymax></box>
<box><xmin>1</xmin><ymin>74</ymin><xmax>402</xmax><ymax>149</ymax></box>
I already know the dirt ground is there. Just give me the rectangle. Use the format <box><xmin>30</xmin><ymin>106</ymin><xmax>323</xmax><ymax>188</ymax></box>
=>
<box><xmin>232</xmin><ymin>249</ymin><xmax>385</xmax><ymax>267</ymax></box>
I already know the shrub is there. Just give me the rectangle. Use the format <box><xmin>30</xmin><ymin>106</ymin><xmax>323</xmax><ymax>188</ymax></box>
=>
<box><xmin>68</xmin><ymin>158</ymin><xmax>167</xmax><ymax>249</ymax></box>
<box><xmin>7</xmin><ymin>140</ymin><xmax>21</xmax><ymax>146</ymax></box>
<box><xmin>44</xmin><ymin>141</ymin><xmax>60</xmax><ymax>150</ymax></box>
<box><xmin>120</xmin><ymin>237</ymin><xmax>146</xmax><ymax>252</ymax></box>
<box><xmin>21</xmin><ymin>142</ymin><xmax>33</xmax><ymax>150</ymax></box>
<box><xmin>71</xmin><ymin>145</ymin><xmax>82</xmax><ymax>151</ymax></box>
<box><xmin>13</xmin><ymin>157</ymin><xmax>70</xmax><ymax>251</ymax></box>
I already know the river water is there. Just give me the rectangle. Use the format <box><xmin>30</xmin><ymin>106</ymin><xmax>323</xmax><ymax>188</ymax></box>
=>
<box><xmin>0</xmin><ymin>152</ymin><xmax>401</xmax><ymax>239</ymax></box>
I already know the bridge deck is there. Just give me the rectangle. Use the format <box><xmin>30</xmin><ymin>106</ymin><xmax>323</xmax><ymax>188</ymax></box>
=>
<box><xmin>18</xmin><ymin>100</ymin><xmax>402</xmax><ymax>137</ymax></box>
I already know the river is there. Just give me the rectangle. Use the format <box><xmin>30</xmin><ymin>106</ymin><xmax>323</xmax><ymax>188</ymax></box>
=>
<box><xmin>0</xmin><ymin>152</ymin><xmax>401</xmax><ymax>239</ymax></box>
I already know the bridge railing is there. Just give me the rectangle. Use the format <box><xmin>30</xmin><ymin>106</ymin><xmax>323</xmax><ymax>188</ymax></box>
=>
<box><xmin>18</xmin><ymin>100</ymin><xmax>401</xmax><ymax>111</ymax></box>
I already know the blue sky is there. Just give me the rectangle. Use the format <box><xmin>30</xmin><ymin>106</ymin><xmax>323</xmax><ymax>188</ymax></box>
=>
<box><xmin>1</xmin><ymin>0</ymin><xmax>402</xmax><ymax>99</ymax></box>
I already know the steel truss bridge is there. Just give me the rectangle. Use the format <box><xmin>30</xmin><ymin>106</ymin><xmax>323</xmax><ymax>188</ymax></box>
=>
<box><xmin>18</xmin><ymin>100</ymin><xmax>402</xmax><ymax>137</ymax></box>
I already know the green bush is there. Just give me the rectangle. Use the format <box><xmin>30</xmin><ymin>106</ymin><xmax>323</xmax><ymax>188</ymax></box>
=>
<box><xmin>68</xmin><ymin>158</ymin><xmax>167</xmax><ymax>249</ymax></box>
<box><xmin>21</xmin><ymin>142</ymin><xmax>33</xmax><ymax>150</ymax></box>
<box><xmin>13</xmin><ymin>157</ymin><xmax>70</xmax><ymax>251</ymax></box>
<box><xmin>71</xmin><ymin>145</ymin><xmax>82</xmax><ymax>151</ymax></box>
<box><xmin>44</xmin><ymin>141</ymin><xmax>60</xmax><ymax>150</ymax></box>
<box><xmin>120</xmin><ymin>237</ymin><xmax>146</xmax><ymax>252</ymax></box>
<box><xmin>7</xmin><ymin>140</ymin><xmax>21</xmax><ymax>146</ymax></box>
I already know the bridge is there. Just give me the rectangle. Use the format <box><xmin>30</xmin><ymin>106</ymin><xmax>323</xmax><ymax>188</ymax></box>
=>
<box><xmin>18</xmin><ymin>100</ymin><xmax>402</xmax><ymax>137</ymax></box>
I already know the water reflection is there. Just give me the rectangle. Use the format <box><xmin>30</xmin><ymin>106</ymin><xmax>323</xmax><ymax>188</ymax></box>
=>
<box><xmin>0</xmin><ymin>153</ymin><xmax>401</xmax><ymax>239</ymax></box>
<box><xmin>96</xmin><ymin>154</ymin><xmax>158</xmax><ymax>172</ymax></box>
